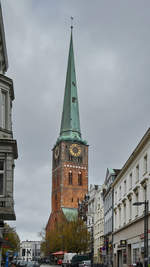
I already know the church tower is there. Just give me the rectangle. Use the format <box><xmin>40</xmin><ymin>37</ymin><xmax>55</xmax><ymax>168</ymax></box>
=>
<box><xmin>46</xmin><ymin>27</ymin><xmax>88</xmax><ymax>231</ymax></box>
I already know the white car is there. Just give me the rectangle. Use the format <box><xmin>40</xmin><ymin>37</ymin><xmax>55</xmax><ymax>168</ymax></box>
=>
<box><xmin>62</xmin><ymin>253</ymin><xmax>76</xmax><ymax>267</ymax></box>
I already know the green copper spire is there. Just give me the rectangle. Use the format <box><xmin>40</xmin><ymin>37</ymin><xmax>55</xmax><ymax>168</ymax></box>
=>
<box><xmin>57</xmin><ymin>28</ymin><xmax>86</xmax><ymax>145</ymax></box>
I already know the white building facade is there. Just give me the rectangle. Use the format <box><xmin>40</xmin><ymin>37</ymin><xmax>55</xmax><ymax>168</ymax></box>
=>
<box><xmin>84</xmin><ymin>185</ymin><xmax>102</xmax><ymax>263</ymax></box>
<box><xmin>113</xmin><ymin>129</ymin><xmax>150</xmax><ymax>267</ymax></box>
<box><xmin>93</xmin><ymin>185</ymin><xmax>104</xmax><ymax>263</ymax></box>
<box><xmin>103</xmin><ymin>168</ymin><xmax>120</xmax><ymax>267</ymax></box>
<box><xmin>20</xmin><ymin>241</ymin><xmax>41</xmax><ymax>261</ymax></box>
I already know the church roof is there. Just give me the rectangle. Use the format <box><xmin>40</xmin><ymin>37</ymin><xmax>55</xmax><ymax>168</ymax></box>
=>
<box><xmin>57</xmin><ymin>29</ymin><xmax>87</xmax><ymax>145</ymax></box>
<box><xmin>62</xmin><ymin>207</ymin><xmax>78</xmax><ymax>221</ymax></box>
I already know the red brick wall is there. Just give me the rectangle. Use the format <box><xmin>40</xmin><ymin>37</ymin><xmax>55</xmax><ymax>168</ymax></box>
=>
<box><xmin>47</xmin><ymin>141</ymin><xmax>88</xmax><ymax>231</ymax></box>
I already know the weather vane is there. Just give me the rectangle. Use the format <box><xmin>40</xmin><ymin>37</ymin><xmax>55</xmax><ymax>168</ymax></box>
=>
<box><xmin>70</xmin><ymin>16</ymin><xmax>74</xmax><ymax>30</ymax></box>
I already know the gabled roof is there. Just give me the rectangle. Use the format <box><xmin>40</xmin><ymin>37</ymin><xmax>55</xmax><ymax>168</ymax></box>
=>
<box><xmin>62</xmin><ymin>207</ymin><xmax>78</xmax><ymax>221</ymax></box>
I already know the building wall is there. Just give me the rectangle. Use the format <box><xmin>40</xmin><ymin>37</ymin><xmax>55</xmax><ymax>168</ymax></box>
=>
<box><xmin>51</xmin><ymin>141</ymin><xmax>88</xmax><ymax>212</ymax></box>
<box><xmin>20</xmin><ymin>241</ymin><xmax>41</xmax><ymax>261</ymax></box>
<box><xmin>113</xmin><ymin>132</ymin><xmax>150</xmax><ymax>267</ymax></box>
<box><xmin>93</xmin><ymin>186</ymin><xmax>104</xmax><ymax>263</ymax></box>
<box><xmin>113</xmin><ymin>217</ymin><xmax>150</xmax><ymax>266</ymax></box>
<box><xmin>0</xmin><ymin>3</ymin><xmax>17</xmax><ymax>222</ymax></box>
<box><xmin>114</xmin><ymin>140</ymin><xmax>150</xmax><ymax>231</ymax></box>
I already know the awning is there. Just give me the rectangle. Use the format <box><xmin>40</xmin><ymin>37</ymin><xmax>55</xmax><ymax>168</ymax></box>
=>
<box><xmin>52</xmin><ymin>251</ymin><xmax>67</xmax><ymax>255</ymax></box>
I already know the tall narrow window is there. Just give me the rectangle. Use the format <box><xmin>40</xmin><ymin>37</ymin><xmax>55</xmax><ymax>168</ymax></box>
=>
<box><xmin>144</xmin><ymin>154</ymin><xmax>147</xmax><ymax>174</ymax></box>
<box><xmin>115</xmin><ymin>191</ymin><xmax>117</xmax><ymax>204</ymax></box>
<box><xmin>143</xmin><ymin>185</ymin><xmax>147</xmax><ymax>201</ymax></box>
<box><xmin>1</xmin><ymin>91</ymin><xmax>7</xmax><ymax>129</ymax></box>
<box><xmin>129</xmin><ymin>172</ymin><xmax>132</xmax><ymax>189</ymax></box>
<box><xmin>119</xmin><ymin>207</ymin><xmax>121</xmax><ymax>227</ymax></box>
<box><xmin>124</xmin><ymin>180</ymin><xmax>126</xmax><ymax>195</ymax></box>
<box><xmin>114</xmin><ymin>210</ymin><xmax>117</xmax><ymax>230</ymax></box>
<box><xmin>68</xmin><ymin>171</ymin><xmax>72</xmax><ymax>185</ymax></box>
<box><xmin>78</xmin><ymin>172</ymin><xmax>82</xmax><ymax>186</ymax></box>
<box><xmin>124</xmin><ymin>203</ymin><xmax>126</xmax><ymax>224</ymax></box>
<box><xmin>136</xmin><ymin>164</ymin><xmax>139</xmax><ymax>182</ymax></box>
<box><xmin>135</xmin><ymin>193</ymin><xmax>139</xmax><ymax>216</ymax></box>
<box><xmin>129</xmin><ymin>198</ymin><xmax>132</xmax><ymax>220</ymax></box>
<box><xmin>0</xmin><ymin>161</ymin><xmax>4</xmax><ymax>195</ymax></box>
<box><xmin>119</xmin><ymin>186</ymin><xmax>121</xmax><ymax>200</ymax></box>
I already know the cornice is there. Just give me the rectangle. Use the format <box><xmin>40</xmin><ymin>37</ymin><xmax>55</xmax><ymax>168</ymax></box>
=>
<box><xmin>112</xmin><ymin>128</ymin><xmax>150</xmax><ymax>187</ymax></box>
<box><xmin>0</xmin><ymin>74</ymin><xmax>14</xmax><ymax>100</ymax></box>
<box><xmin>0</xmin><ymin>138</ymin><xmax>18</xmax><ymax>159</ymax></box>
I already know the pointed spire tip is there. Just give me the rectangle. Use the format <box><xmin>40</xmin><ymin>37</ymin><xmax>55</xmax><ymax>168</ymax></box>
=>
<box><xmin>70</xmin><ymin>16</ymin><xmax>74</xmax><ymax>31</ymax></box>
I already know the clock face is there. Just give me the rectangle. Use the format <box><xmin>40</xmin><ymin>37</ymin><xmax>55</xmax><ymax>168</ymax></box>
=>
<box><xmin>54</xmin><ymin>146</ymin><xmax>59</xmax><ymax>159</ymax></box>
<box><xmin>69</xmin><ymin>144</ymin><xmax>81</xmax><ymax>157</ymax></box>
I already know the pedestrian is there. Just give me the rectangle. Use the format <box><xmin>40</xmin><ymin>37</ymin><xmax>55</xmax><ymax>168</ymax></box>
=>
<box><xmin>136</xmin><ymin>258</ymin><xmax>143</xmax><ymax>267</ymax></box>
<box><xmin>139</xmin><ymin>259</ymin><xmax>143</xmax><ymax>267</ymax></box>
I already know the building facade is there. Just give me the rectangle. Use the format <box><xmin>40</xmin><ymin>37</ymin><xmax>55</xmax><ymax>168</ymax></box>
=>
<box><xmin>0</xmin><ymin>2</ymin><xmax>17</xmax><ymax>222</ymax></box>
<box><xmin>20</xmin><ymin>241</ymin><xmax>41</xmax><ymax>261</ymax></box>
<box><xmin>93</xmin><ymin>185</ymin><xmax>104</xmax><ymax>264</ymax></box>
<box><xmin>46</xmin><ymin>28</ymin><xmax>88</xmax><ymax>231</ymax></box>
<box><xmin>113</xmin><ymin>129</ymin><xmax>150</xmax><ymax>267</ymax></box>
<box><xmin>103</xmin><ymin>168</ymin><xmax>120</xmax><ymax>266</ymax></box>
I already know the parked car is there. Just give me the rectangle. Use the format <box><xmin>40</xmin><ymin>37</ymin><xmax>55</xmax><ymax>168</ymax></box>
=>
<box><xmin>62</xmin><ymin>253</ymin><xmax>76</xmax><ymax>267</ymax></box>
<box><xmin>57</xmin><ymin>259</ymin><xmax>63</xmax><ymax>265</ymax></box>
<box><xmin>26</xmin><ymin>261</ymin><xmax>40</xmax><ymax>267</ymax></box>
<box><xmin>71</xmin><ymin>255</ymin><xmax>90</xmax><ymax>267</ymax></box>
<box><xmin>16</xmin><ymin>260</ymin><xmax>28</xmax><ymax>267</ymax></box>
<box><xmin>78</xmin><ymin>260</ymin><xmax>91</xmax><ymax>267</ymax></box>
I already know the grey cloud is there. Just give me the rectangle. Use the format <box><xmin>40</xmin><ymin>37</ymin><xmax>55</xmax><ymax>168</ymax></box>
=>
<box><xmin>2</xmin><ymin>0</ymin><xmax>150</xmax><ymax>239</ymax></box>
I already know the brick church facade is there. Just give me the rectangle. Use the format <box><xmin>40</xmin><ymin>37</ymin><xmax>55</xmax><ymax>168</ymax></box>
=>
<box><xmin>46</xmin><ymin>28</ymin><xmax>88</xmax><ymax>231</ymax></box>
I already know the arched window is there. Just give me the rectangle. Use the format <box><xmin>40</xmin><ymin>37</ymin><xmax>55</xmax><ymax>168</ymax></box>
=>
<box><xmin>78</xmin><ymin>172</ymin><xmax>82</xmax><ymax>186</ymax></box>
<box><xmin>68</xmin><ymin>171</ymin><xmax>72</xmax><ymax>185</ymax></box>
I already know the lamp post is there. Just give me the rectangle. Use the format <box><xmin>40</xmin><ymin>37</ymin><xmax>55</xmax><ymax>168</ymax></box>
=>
<box><xmin>133</xmin><ymin>200</ymin><xmax>149</xmax><ymax>267</ymax></box>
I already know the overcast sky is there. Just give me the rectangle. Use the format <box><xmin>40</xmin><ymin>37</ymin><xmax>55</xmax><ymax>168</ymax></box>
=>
<box><xmin>2</xmin><ymin>0</ymin><xmax>150</xmax><ymax>241</ymax></box>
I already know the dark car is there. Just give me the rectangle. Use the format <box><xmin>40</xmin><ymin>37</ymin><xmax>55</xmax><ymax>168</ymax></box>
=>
<box><xmin>26</xmin><ymin>262</ymin><xmax>40</xmax><ymax>267</ymax></box>
<box><xmin>71</xmin><ymin>255</ymin><xmax>90</xmax><ymax>267</ymax></box>
<box><xmin>16</xmin><ymin>261</ymin><xmax>28</xmax><ymax>267</ymax></box>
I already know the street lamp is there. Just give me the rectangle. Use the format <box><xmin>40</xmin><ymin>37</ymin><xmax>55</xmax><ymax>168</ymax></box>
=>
<box><xmin>133</xmin><ymin>200</ymin><xmax>149</xmax><ymax>267</ymax></box>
